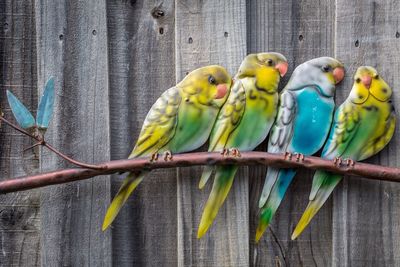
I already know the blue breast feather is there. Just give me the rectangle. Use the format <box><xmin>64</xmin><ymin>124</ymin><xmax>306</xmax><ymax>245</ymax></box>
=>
<box><xmin>290</xmin><ymin>87</ymin><xmax>335</xmax><ymax>155</ymax></box>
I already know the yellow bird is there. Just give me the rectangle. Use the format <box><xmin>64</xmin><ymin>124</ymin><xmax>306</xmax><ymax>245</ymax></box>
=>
<box><xmin>197</xmin><ymin>53</ymin><xmax>288</xmax><ymax>238</ymax></box>
<box><xmin>102</xmin><ymin>65</ymin><xmax>232</xmax><ymax>230</ymax></box>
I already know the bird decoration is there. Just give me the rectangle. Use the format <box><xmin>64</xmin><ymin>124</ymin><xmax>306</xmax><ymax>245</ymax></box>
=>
<box><xmin>102</xmin><ymin>65</ymin><xmax>232</xmax><ymax>230</ymax></box>
<box><xmin>197</xmin><ymin>52</ymin><xmax>288</xmax><ymax>238</ymax></box>
<box><xmin>256</xmin><ymin>57</ymin><xmax>345</xmax><ymax>241</ymax></box>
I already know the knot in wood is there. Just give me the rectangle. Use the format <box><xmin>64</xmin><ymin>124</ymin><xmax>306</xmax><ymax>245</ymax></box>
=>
<box><xmin>151</xmin><ymin>7</ymin><xmax>165</xmax><ymax>18</ymax></box>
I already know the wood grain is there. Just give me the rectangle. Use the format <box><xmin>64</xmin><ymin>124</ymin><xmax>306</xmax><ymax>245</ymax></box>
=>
<box><xmin>0</xmin><ymin>1</ymin><xmax>40</xmax><ymax>266</ymax></box>
<box><xmin>35</xmin><ymin>0</ymin><xmax>111</xmax><ymax>265</ymax></box>
<box><xmin>175</xmin><ymin>1</ymin><xmax>248</xmax><ymax>266</ymax></box>
<box><xmin>247</xmin><ymin>0</ymin><xmax>335</xmax><ymax>266</ymax></box>
<box><xmin>2</xmin><ymin>1</ymin><xmax>400</xmax><ymax>266</ymax></box>
<box><xmin>334</xmin><ymin>1</ymin><xmax>400</xmax><ymax>266</ymax></box>
<box><xmin>106</xmin><ymin>0</ymin><xmax>178</xmax><ymax>266</ymax></box>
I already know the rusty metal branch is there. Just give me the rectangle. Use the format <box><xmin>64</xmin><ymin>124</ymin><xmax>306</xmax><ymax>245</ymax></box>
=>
<box><xmin>0</xmin><ymin>151</ymin><xmax>399</xmax><ymax>194</ymax></box>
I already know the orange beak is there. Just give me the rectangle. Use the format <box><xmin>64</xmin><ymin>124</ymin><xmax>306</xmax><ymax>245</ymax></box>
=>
<box><xmin>333</xmin><ymin>67</ymin><xmax>345</xmax><ymax>84</ymax></box>
<box><xmin>361</xmin><ymin>75</ymin><xmax>372</xmax><ymax>89</ymax></box>
<box><xmin>275</xmin><ymin>62</ymin><xmax>288</xmax><ymax>77</ymax></box>
<box><xmin>214</xmin><ymin>84</ymin><xmax>228</xmax><ymax>99</ymax></box>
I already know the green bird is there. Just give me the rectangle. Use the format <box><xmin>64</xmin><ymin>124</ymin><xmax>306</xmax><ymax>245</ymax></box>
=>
<box><xmin>197</xmin><ymin>53</ymin><xmax>288</xmax><ymax>238</ymax></box>
<box><xmin>102</xmin><ymin>65</ymin><xmax>232</xmax><ymax>230</ymax></box>
<box><xmin>292</xmin><ymin>66</ymin><xmax>396</xmax><ymax>239</ymax></box>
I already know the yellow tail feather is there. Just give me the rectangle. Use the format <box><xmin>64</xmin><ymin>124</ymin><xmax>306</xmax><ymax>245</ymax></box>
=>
<box><xmin>291</xmin><ymin>202</ymin><xmax>319</xmax><ymax>240</ymax></box>
<box><xmin>255</xmin><ymin>223</ymin><xmax>267</xmax><ymax>243</ymax></box>
<box><xmin>292</xmin><ymin>173</ymin><xmax>341</xmax><ymax>239</ymax></box>
<box><xmin>199</xmin><ymin>166</ymin><xmax>213</xmax><ymax>189</ymax></box>
<box><xmin>197</xmin><ymin>166</ymin><xmax>237</xmax><ymax>238</ymax></box>
<box><xmin>102</xmin><ymin>172</ymin><xmax>144</xmax><ymax>231</ymax></box>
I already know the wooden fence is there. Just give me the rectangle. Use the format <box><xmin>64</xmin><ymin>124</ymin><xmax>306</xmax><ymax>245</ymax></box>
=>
<box><xmin>1</xmin><ymin>0</ymin><xmax>399</xmax><ymax>266</ymax></box>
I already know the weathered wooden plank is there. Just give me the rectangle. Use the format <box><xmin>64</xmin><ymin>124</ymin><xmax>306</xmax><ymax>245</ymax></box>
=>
<box><xmin>0</xmin><ymin>1</ymin><xmax>41</xmax><ymax>266</ymax></box>
<box><xmin>35</xmin><ymin>1</ymin><xmax>111</xmax><ymax>265</ymax></box>
<box><xmin>175</xmin><ymin>1</ymin><xmax>248</xmax><ymax>266</ymax></box>
<box><xmin>106</xmin><ymin>0</ymin><xmax>177</xmax><ymax>266</ymax></box>
<box><xmin>247</xmin><ymin>0</ymin><xmax>335</xmax><ymax>266</ymax></box>
<box><xmin>334</xmin><ymin>1</ymin><xmax>400</xmax><ymax>266</ymax></box>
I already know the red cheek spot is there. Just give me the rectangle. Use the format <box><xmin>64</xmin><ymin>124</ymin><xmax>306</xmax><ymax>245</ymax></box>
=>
<box><xmin>333</xmin><ymin>67</ymin><xmax>345</xmax><ymax>84</ymax></box>
<box><xmin>215</xmin><ymin>84</ymin><xmax>228</xmax><ymax>99</ymax></box>
<box><xmin>275</xmin><ymin>62</ymin><xmax>288</xmax><ymax>77</ymax></box>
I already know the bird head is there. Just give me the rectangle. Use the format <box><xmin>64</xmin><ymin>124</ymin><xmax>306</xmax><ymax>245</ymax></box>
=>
<box><xmin>349</xmin><ymin>66</ymin><xmax>392</xmax><ymax>104</ymax></box>
<box><xmin>235</xmin><ymin>52</ymin><xmax>288</xmax><ymax>93</ymax></box>
<box><xmin>285</xmin><ymin>57</ymin><xmax>344</xmax><ymax>97</ymax></box>
<box><xmin>178</xmin><ymin>65</ymin><xmax>232</xmax><ymax>107</ymax></box>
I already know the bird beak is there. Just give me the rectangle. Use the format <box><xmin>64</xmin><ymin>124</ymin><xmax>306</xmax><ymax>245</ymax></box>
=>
<box><xmin>275</xmin><ymin>62</ymin><xmax>288</xmax><ymax>77</ymax></box>
<box><xmin>214</xmin><ymin>83</ymin><xmax>229</xmax><ymax>99</ymax></box>
<box><xmin>333</xmin><ymin>67</ymin><xmax>345</xmax><ymax>84</ymax></box>
<box><xmin>361</xmin><ymin>75</ymin><xmax>372</xmax><ymax>89</ymax></box>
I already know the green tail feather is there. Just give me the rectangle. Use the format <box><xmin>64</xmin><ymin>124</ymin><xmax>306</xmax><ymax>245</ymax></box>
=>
<box><xmin>256</xmin><ymin>168</ymin><xmax>296</xmax><ymax>242</ymax></box>
<box><xmin>102</xmin><ymin>172</ymin><xmax>145</xmax><ymax>231</ymax></box>
<box><xmin>292</xmin><ymin>171</ymin><xmax>341</xmax><ymax>240</ymax></box>
<box><xmin>197</xmin><ymin>165</ymin><xmax>238</xmax><ymax>238</ymax></box>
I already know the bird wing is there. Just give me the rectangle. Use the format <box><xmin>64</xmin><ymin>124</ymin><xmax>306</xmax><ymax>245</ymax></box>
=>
<box><xmin>130</xmin><ymin>87</ymin><xmax>181</xmax><ymax>158</ymax></box>
<box><xmin>198</xmin><ymin>81</ymin><xmax>246</xmax><ymax>189</ymax></box>
<box><xmin>320</xmin><ymin>101</ymin><xmax>361</xmax><ymax>159</ymax></box>
<box><xmin>208</xmin><ymin>80</ymin><xmax>246</xmax><ymax>151</ymax></box>
<box><xmin>268</xmin><ymin>90</ymin><xmax>296</xmax><ymax>154</ymax></box>
<box><xmin>258</xmin><ymin>90</ymin><xmax>296</xmax><ymax>206</ymax></box>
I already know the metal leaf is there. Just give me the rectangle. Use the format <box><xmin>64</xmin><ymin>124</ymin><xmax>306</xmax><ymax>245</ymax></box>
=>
<box><xmin>6</xmin><ymin>90</ymin><xmax>35</xmax><ymax>129</ymax></box>
<box><xmin>36</xmin><ymin>77</ymin><xmax>55</xmax><ymax>130</ymax></box>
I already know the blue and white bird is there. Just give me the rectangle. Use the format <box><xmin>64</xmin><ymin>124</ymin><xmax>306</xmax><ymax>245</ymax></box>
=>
<box><xmin>255</xmin><ymin>57</ymin><xmax>344</xmax><ymax>241</ymax></box>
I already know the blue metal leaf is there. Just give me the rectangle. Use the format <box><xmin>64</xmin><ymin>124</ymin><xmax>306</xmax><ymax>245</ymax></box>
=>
<box><xmin>6</xmin><ymin>90</ymin><xmax>36</xmax><ymax>129</ymax></box>
<box><xmin>36</xmin><ymin>77</ymin><xmax>55</xmax><ymax>129</ymax></box>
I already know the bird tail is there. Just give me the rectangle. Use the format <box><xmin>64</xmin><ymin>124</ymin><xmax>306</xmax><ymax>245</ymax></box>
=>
<box><xmin>255</xmin><ymin>168</ymin><xmax>296</xmax><ymax>242</ymax></box>
<box><xmin>197</xmin><ymin>165</ymin><xmax>238</xmax><ymax>238</ymax></box>
<box><xmin>199</xmin><ymin>166</ymin><xmax>214</xmax><ymax>189</ymax></box>
<box><xmin>258</xmin><ymin>167</ymin><xmax>280</xmax><ymax>208</ymax></box>
<box><xmin>102</xmin><ymin>172</ymin><xmax>145</xmax><ymax>231</ymax></box>
<box><xmin>291</xmin><ymin>171</ymin><xmax>341</xmax><ymax>240</ymax></box>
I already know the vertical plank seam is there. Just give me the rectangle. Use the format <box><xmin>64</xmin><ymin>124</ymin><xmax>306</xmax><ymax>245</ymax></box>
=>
<box><xmin>332</xmin><ymin>0</ymin><xmax>338</xmax><ymax>265</ymax></box>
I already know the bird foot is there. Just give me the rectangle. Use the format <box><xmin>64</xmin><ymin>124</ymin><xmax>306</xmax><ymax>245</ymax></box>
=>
<box><xmin>284</xmin><ymin>152</ymin><xmax>293</xmax><ymax>160</ymax></box>
<box><xmin>344</xmin><ymin>158</ymin><xmax>355</xmax><ymax>167</ymax></box>
<box><xmin>229</xmin><ymin>148</ymin><xmax>241</xmax><ymax>157</ymax></box>
<box><xmin>163</xmin><ymin>150</ymin><xmax>173</xmax><ymax>161</ymax></box>
<box><xmin>294</xmin><ymin>152</ymin><xmax>305</xmax><ymax>162</ymax></box>
<box><xmin>333</xmin><ymin>157</ymin><xmax>343</xmax><ymax>166</ymax></box>
<box><xmin>220</xmin><ymin>148</ymin><xmax>229</xmax><ymax>157</ymax></box>
<box><xmin>149</xmin><ymin>152</ymin><xmax>159</xmax><ymax>162</ymax></box>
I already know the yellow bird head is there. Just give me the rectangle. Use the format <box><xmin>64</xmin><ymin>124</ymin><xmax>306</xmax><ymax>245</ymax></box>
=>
<box><xmin>349</xmin><ymin>66</ymin><xmax>392</xmax><ymax>104</ymax></box>
<box><xmin>178</xmin><ymin>65</ymin><xmax>232</xmax><ymax>107</ymax></box>
<box><xmin>235</xmin><ymin>52</ymin><xmax>288</xmax><ymax>92</ymax></box>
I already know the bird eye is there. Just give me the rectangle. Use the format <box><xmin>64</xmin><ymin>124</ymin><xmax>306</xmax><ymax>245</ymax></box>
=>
<box><xmin>266</xmin><ymin>59</ymin><xmax>274</xmax><ymax>66</ymax></box>
<box><xmin>208</xmin><ymin>75</ymin><xmax>216</xmax><ymax>84</ymax></box>
<box><xmin>356</xmin><ymin>78</ymin><xmax>361</xmax><ymax>83</ymax></box>
<box><xmin>322</xmin><ymin>65</ymin><xmax>331</xmax><ymax>72</ymax></box>
<box><xmin>374</xmin><ymin>74</ymin><xmax>380</xmax><ymax>80</ymax></box>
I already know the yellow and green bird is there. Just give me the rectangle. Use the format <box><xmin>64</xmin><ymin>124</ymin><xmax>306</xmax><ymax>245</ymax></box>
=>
<box><xmin>197</xmin><ymin>53</ymin><xmax>288</xmax><ymax>238</ymax></box>
<box><xmin>102</xmin><ymin>65</ymin><xmax>232</xmax><ymax>230</ymax></box>
<box><xmin>291</xmin><ymin>66</ymin><xmax>396</xmax><ymax>240</ymax></box>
